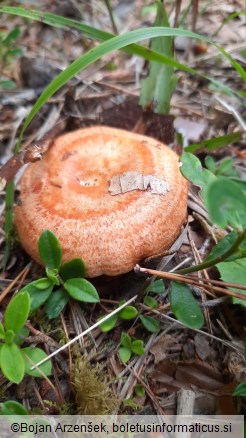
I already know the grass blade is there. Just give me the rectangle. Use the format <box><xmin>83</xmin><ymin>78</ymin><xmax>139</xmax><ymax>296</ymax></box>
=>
<box><xmin>11</xmin><ymin>26</ymin><xmax>243</xmax><ymax>150</ymax></box>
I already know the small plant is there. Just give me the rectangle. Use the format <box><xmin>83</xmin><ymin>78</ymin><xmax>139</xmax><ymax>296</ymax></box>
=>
<box><xmin>158</xmin><ymin>150</ymin><xmax>246</xmax><ymax>328</ymax></box>
<box><xmin>0</xmin><ymin>400</ymin><xmax>29</xmax><ymax>415</ymax></box>
<box><xmin>0</xmin><ymin>26</ymin><xmax>22</xmax><ymax>89</ymax></box>
<box><xmin>118</xmin><ymin>332</ymin><xmax>145</xmax><ymax>364</ymax></box>
<box><xmin>18</xmin><ymin>229</ymin><xmax>100</xmax><ymax>319</ymax></box>
<box><xmin>233</xmin><ymin>340</ymin><xmax>246</xmax><ymax>397</ymax></box>
<box><xmin>0</xmin><ymin>292</ymin><xmax>52</xmax><ymax>384</ymax></box>
<box><xmin>99</xmin><ymin>302</ymin><xmax>138</xmax><ymax>332</ymax></box>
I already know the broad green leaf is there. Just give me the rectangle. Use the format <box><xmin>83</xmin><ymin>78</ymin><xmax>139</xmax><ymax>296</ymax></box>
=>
<box><xmin>205</xmin><ymin>231</ymin><xmax>246</xmax><ymax>263</ymax></box>
<box><xmin>147</xmin><ymin>280</ymin><xmax>165</xmax><ymax>294</ymax></box>
<box><xmin>180</xmin><ymin>152</ymin><xmax>215</xmax><ymax>187</ymax></box>
<box><xmin>134</xmin><ymin>384</ymin><xmax>145</xmax><ymax>397</ymax></box>
<box><xmin>170</xmin><ymin>282</ymin><xmax>204</xmax><ymax>329</ymax></box>
<box><xmin>185</xmin><ymin>131</ymin><xmax>242</xmax><ymax>153</ymax></box>
<box><xmin>5</xmin><ymin>330</ymin><xmax>15</xmax><ymax>344</ymax></box>
<box><xmin>118</xmin><ymin>347</ymin><xmax>131</xmax><ymax>364</ymax></box>
<box><xmin>64</xmin><ymin>278</ymin><xmax>99</xmax><ymax>303</ymax></box>
<box><xmin>118</xmin><ymin>306</ymin><xmax>138</xmax><ymax>320</ymax></box>
<box><xmin>0</xmin><ymin>343</ymin><xmax>25</xmax><ymax>384</ymax></box>
<box><xmin>144</xmin><ymin>296</ymin><xmax>158</xmax><ymax>308</ymax></box>
<box><xmin>131</xmin><ymin>340</ymin><xmax>145</xmax><ymax>355</ymax></box>
<box><xmin>0</xmin><ymin>400</ymin><xmax>29</xmax><ymax>415</ymax></box>
<box><xmin>38</xmin><ymin>229</ymin><xmax>62</xmax><ymax>269</ymax></box>
<box><xmin>99</xmin><ymin>314</ymin><xmax>118</xmax><ymax>332</ymax></box>
<box><xmin>45</xmin><ymin>288</ymin><xmax>70</xmax><ymax>319</ymax></box>
<box><xmin>217</xmin><ymin>259</ymin><xmax>246</xmax><ymax>307</ymax></box>
<box><xmin>140</xmin><ymin>315</ymin><xmax>160</xmax><ymax>333</ymax></box>
<box><xmin>4</xmin><ymin>292</ymin><xmax>30</xmax><ymax>333</ymax></box>
<box><xmin>233</xmin><ymin>382</ymin><xmax>246</xmax><ymax>397</ymax></box>
<box><xmin>120</xmin><ymin>332</ymin><xmax>132</xmax><ymax>349</ymax></box>
<box><xmin>59</xmin><ymin>258</ymin><xmax>86</xmax><ymax>281</ymax></box>
<box><xmin>18</xmin><ymin>278</ymin><xmax>54</xmax><ymax>312</ymax></box>
<box><xmin>203</xmin><ymin>177</ymin><xmax>246</xmax><ymax>228</ymax></box>
<box><xmin>216</xmin><ymin>158</ymin><xmax>234</xmax><ymax>176</ymax></box>
<box><xmin>140</xmin><ymin>0</ymin><xmax>177</xmax><ymax>114</ymax></box>
<box><xmin>0</xmin><ymin>322</ymin><xmax>5</xmax><ymax>339</ymax></box>
<box><xmin>14</xmin><ymin>327</ymin><xmax>29</xmax><ymax>346</ymax></box>
<box><xmin>204</xmin><ymin>156</ymin><xmax>216</xmax><ymax>173</ymax></box>
<box><xmin>22</xmin><ymin>347</ymin><xmax>52</xmax><ymax>377</ymax></box>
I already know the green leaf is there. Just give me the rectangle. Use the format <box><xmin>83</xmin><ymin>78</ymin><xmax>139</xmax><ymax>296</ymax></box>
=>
<box><xmin>3</xmin><ymin>26</ymin><xmax>20</xmax><ymax>44</ymax></box>
<box><xmin>205</xmin><ymin>231</ymin><xmax>246</xmax><ymax>263</ymax></box>
<box><xmin>203</xmin><ymin>177</ymin><xmax>246</xmax><ymax>228</ymax></box>
<box><xmin>205</xmin><ymin>156</ymin><xmax>216</xmax><ymax>173</ymax></box>
<box><xmin>170</xmin><ymin>281</ymin><xmax>204</xmax><ymax>329</ymax></box>
<box><xmin>185</xmin><ymin>131</ymin><xmax>242</xmax><ymax>153</ymax></box>
<box><xmin>144</xmin><ymin>296</ymin><xmax>158</xmax><ymax>308</ymax></box>
<box><xmin>217</xmin><ymin>259</ymin><xmax>246</xmax><ymax>307</ymax></box>
<box><xmin>0</xmin><ymin>16</ymin><xmax>238</xmax><ymax>152</ymax></box>
<box><xmin>22</xmin><ymin>347</ymin><xmax>52</xmax><ymax>377</ymax></box>
<box><xmin>0</xmin><ymin>79</ymin><xmax>16</xmax><ymax>89</ymax></box>
<box><xmin>216</xmin><ymin>158</ymin><xmax>234</xmax><ymax>176</ymax></box>
<box><xmin>118</xmin><ymin>347</ymin><xmax>131</xmax><ymax>364</ymax></box>
<box><xmin>99</xmin><ymin>314</ymin><xmax>118</xmax><ymax>332</ymax></box>
<box><xmin>134</xmin><ymin>384</ymin><xmax>145</xmax><ymax>397</ymax></box>
<box><xmin>139</xmin><ymin>0</ymin><xmax>177</xmax><ymax>114</ymax></box>
<box><xmin>139</xmin><ymin>315</ymin><xmax>160</xmax><ymax>333</ymax></box>
<box><xmin>0</xmin><ymin>322</ymin><xmax>5</xmax><ymax>339</ymax></box>
<box><xmin>180</xmin><ymin>152</ymin><xmax>215</xmax><ymax>187</ymax></box>
<box><xmin>120</xmin><ymin>332</ymin><xmax>132</xmax><ymax>349</ymax></box>
<box><xmin>45</xmin><ymin>289</ymin><xmax>70</xmax><ymax>319</ymax></box>
<box><xmin>5</xmin><ymin>330</ymin><xmax>15</xmax><ymax>344</ymax></box>
<box><xmin>131</xmin><ymin>340</ymin><xmax>145</xmax><ymax>355</ymax></box>
<box><xmin>233</xmin><ymin>382</ymin><xmax>246</xmax><ymax>397</ymax></box>
<box><xmin>64</xmin><ymin>278</ymin><xmax>99</xmax><ymax>303</ymax></box>
<box><xmin>59</xmin><ymin>258</ymin><xmax>86</xmax><ymax>281</ymax></box>
<box><xmin>38</xmin><ymin>229</ymin><xmax>62</xmax><ymax>269</ymax></box>
<box><xmin>118</xmin><ymin>306</ymin><xmax>138</xmax><ymax>320</ymax></box>
<box><xmin>0</xmin><ymin>400</ymin><xmax>29</xmax><ymax>415</ymax></box>
<box><xmin>18</xmin><ymin>278</ymin><xmax>54</xmax><ymax>312</ymax></box>
<box><xmin>45</xmin><ymin>267</ymin><xmax>60</xmax><ymax>285</ymax></box>
<box><xmin>4</xmin><ymin>292</ymin><xmax>30</xmax><ymax>333</ymax></box>
<box><xmin>147</xmin><ymin>280</ymin><xmax>165</xmax><ymax>294</ymax></box>
<box><xmin>14</xmin><ymin>327</ymin><xmax>29</xmax><ymax>346</ymax></box>
<box><xmin>0</xmin><ymin>343</ymin><xmax>25</xmax><ymax>384</ymax></box>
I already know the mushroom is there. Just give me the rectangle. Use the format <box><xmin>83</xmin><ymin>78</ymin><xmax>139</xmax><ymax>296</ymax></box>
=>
<box><xmin>15</xmin><ymin>126</ymin><xmax>188</xmax><ymax>277</ymax></box>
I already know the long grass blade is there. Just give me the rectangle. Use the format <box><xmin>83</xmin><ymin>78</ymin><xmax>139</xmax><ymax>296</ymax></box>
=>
<box><xmin>10</xmin><ymin>26</ymin><xmax>243</xmax><ymax>151</ymax></box>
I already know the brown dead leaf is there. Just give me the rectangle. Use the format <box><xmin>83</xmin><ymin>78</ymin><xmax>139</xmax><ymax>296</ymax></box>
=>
<box><xmin>150</xmin><ymin>334</ymin><xmax>174</xmax><ymax>364</ymax></box>
<box><xmin>194</xmin><ymin>333</ymin><xmax>211</xmax><ymax>361</ymax></box>
<box><xmin>108</xmin><ymin>171</ymin><xmax>169</xmax><ymax>195</ymax></box>
<box><xmin>174</xmin><ymin>117</ymin><xmax>208</xmax><ymax>143</ymax></box>
<box><xmin>175</xmin><ymin>363</ymin><xmax>223</xmax><ymax>391</ymax></box>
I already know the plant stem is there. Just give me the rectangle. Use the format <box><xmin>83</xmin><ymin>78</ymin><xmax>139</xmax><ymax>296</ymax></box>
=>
<box><xmin>3</xmin><ymin>180</ymin><xmax>14</xmax><ymax>269</ymax></box>
<box><xmin>104</xmin><ymin>0</ymin><xmax>118</xmax><ymax>34</ymax></box>
<box><xmin>175</xmin><ymin>228</ymin><xmax>246</xmax><ymax>275</ymax></box>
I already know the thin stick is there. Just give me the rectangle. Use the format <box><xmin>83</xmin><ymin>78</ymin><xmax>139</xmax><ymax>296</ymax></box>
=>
<box><xmin>31</xmin><ymin>295</ymin><xmax>137</xmax><ymax>370</ymax></box>
<box><xmin>0</xmin><ymin>264</ymin><xmax>30</xmax><ymax>303</ymax></box>
<box><xmin>140</xmin><ymin>305</ymin><xmax>244</xmax><ymax>357</ymax></box>
<box><xmin>136</xmin><ymin>266</ymin><xmax>246</xmax><ymax>301</ymax></box>
<box><xmin>184</xmin><ymin>274</ymin><xmax>246</xmax><ymax>291</ymax></box>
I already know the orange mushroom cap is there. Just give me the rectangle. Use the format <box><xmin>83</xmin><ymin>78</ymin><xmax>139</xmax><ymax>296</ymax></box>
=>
<box><xmin>15</xmin><ymin>126</ymin><xmax>188</xmax><ymax>277</ymax></box>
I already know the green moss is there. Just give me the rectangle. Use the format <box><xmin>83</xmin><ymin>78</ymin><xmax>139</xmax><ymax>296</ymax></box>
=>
<box><xmin>73</xmin><ymin>358</ymin><xmax>119</xmax><ymax>415</ymax></box>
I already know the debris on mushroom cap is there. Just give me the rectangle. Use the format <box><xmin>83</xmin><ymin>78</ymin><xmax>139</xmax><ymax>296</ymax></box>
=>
<box><xmin>14</xmin><ymin>126</ymin><xmax>189</xmax><ymax>277</ymax></box>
